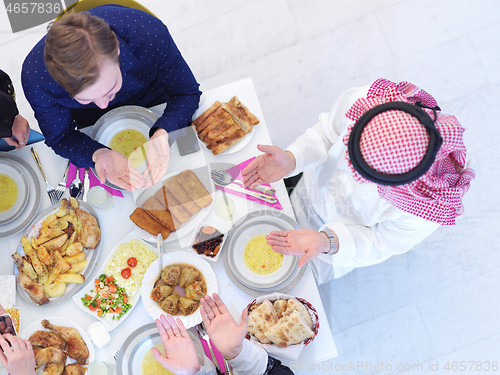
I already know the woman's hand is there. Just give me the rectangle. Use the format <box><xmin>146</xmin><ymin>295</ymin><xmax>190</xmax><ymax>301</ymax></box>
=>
<box><xmin>266</xmin><ymin>229</ymin><xmax>331</xmax><ymax>267</ymax></box>
<box><xmin>0</xmin><ymin>334</ymin><xmax>36</xmax><ymax>375</ymax></box>
<box><xmin>153</xmin><ymin>314</ymin><xmax>201</xmax><ymax>375</ymax></box>
<box><xmin>200</xmin><ymin>293</ymin><xmax>248</xmax><ymax>360</ymax></box>
<box><xmin>241</xmin><ymin>145</ymin><xmax>296</xmax><ymax>188</ymax></box>
<box><xmin>143</xmin><ymin>128</ymin><xmax>170</xmax><ymax>189</ymax></box>
<box><xmin>4</xmin><ymin>115</ymin><xmax>30</xmax><ymax>149</ymax></box>
<box><xmin>93</xmin><ymin>148</ymin><xmax>144</xmax><ymax>191</ymax></box>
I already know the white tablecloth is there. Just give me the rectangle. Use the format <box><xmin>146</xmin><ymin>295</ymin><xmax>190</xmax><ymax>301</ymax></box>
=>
<box><xmin>0</xmin><ymin>78</ymin><xmax>337</xmax><ymax>373</ymax></box>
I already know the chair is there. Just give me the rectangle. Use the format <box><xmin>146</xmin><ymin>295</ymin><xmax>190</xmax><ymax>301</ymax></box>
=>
<box><xmin>55</xmin><ymin>0</ymin><xmax>157</xmax><ymax>21</ymax></box>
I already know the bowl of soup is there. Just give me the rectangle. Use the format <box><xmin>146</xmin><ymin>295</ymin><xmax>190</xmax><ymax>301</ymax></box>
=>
<box><xmin>0</xmin><ymin>161</ymin><xmax>29</xmax><ymax>225</ymax></box>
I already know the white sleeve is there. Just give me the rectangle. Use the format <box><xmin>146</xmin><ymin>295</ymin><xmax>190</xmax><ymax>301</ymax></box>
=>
<box><xmin>321</xmin><ymin>210</ymin><xmax>441</xmax><ymax>266</ymax></box>
<box><xmin>286</xmin><ymin>86</ymin><xmax>369</xmax><ymax>176</ymax></box>
<box><xmin>228</xmin><ymin>339</ymin><xmax>268</xmax><ymax>375</ymax></box>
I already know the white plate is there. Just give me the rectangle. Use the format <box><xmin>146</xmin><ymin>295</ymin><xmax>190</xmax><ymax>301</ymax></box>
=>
<box><xmin>0</xmin><ymin>153</ymin><xmax>41</xmax><ymax>238</ymax></box>
<box><xmin>116</xmin><ymin>323</ymin><xmax>206</xmax><ymax>375</ymax></box>
<box><xmin>141</xmin><ymin>251</ymin><xmax>219</xmax><ymax>329</ymax></box>
<box><xmin>0</xmin><ymin>161</ymin><xmax>29</xmax><ymax>225</ymax></box>
<box><xmin>193</xmin><ymin>94</ymin><xmax>256</xmax><ymax>155</ymax></box>
<box><xmin>13</xmin><ymin>202</ymin><xmax>101</xmax><ymax>306</ymax></box>
<box><xmin>89</xmin><ymin>105</ymin><xmax>160</xmax><ymax>191</ymax></box>
<box><xmin>188</xmin><ymin>221</ymin><xmax>228</xmax><ymax>263</ymax></box>
<box><xmin>134</xmin><ymin>166</ymin><xmax>215</xmax><ymax>243</ymax></box>
<box><xmin>72</xmin><ymin>231</ymin><xmax>155</xmax><ymax>331</ymax></box>
<box><xmin>20</xmin><ymin>316</ymin><xmax>95</xmax><ymax>369</ymax></box>
<box><xmin>0</xmin><ymin>275</ymin><xmax>16</xmax><ymax>308</ymax></box>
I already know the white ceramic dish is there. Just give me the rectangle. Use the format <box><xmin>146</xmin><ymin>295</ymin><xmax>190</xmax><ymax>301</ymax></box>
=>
<box><xmin>141</xmin><ymin>251</ymin><xmax>218</xmax><ymax>329</ymax></box>
<box><xmin>21</xmin><ymin>316</ymin><xmax>95</xmax><ymax>370</ymax></box>
<box><xmin>72</xmin><ymin>231</ymin><xmax>155</xmax><ymax>331</ymax></box>
<box><xmin>13</xmin><ymin>201</ymin><xmax>101</xmax><ymax>307</ymax></box>
<box><xmin>188</xmin><ymin>221</ymin><xmax>228</xmax><ymax>263</ymax></box>
<box><xmin>134</xmin><ymin>167</ymin><xmax>215</xmax><ymax>243</ymax></box>
<box><xmin>0</xmin><ymin>153</ymin><xmax>41</xmax><ymax>238</ymax></box>
<box><xmin>116</xmin><ymin>323</ymin><xmax>206</xmax><ymax>375</ymax></box>
<box><xmin>0</xmin><ymin>161</ymin><xmax>29</xmax><ymax>225</ymax></box>
<box><xmin>192</xmin><ymin>94</ymin><xmax>256</xmax><ymax>155</ymax></box>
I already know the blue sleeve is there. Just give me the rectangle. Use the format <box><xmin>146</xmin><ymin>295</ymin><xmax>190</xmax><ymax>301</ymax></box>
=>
<box><xmin>150</xmin><ymin>23</ymin><xmax>201</xmax><ymax>142</ymax></box>
<box><xmin>21</xmin><ymin>63</ymin><xmax>105</xmax><ymax>167</ymax></box>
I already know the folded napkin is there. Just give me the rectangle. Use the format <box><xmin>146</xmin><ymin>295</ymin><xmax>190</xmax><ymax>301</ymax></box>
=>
<box><xmin>199</xmin><ymin>337</ymin><xmax>228</xmax><ymax>374</ymax></box>
<box><xmin>66</xmin><ymin>163</ymin><xmax>124</xmax><ymax>198</ymax></box>
<box><xmin>213</xmin><ymin>157</ymin><xmax>282</xmax><ymax>210</ymax></box>
<box><xmin>0</xmin><ymin>129</ymin><xmax>45</xmax><ymax>151</ymax></box>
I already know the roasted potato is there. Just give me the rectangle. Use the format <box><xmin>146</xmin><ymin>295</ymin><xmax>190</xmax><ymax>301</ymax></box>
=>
<box><xmin>64</xmin><ymin>252</ymin><xmax>86</xmax><ymax>265</ymax></box>
<box><xmin>69</xmin><ymin>197</ymin><xmax>79</xmax><ymax>210</ymax></box>
<box><xmin>43</xmin><ymin>282</ymin><xmax>66</xmax><ymax>297</ymax></box>
<box><xmin>65</xmin><ymin>242</ymin><xmax>83</xmax><ymax>257</ymax></box>
<box><xmin>55</xmin><ymin>273</ymin><xmax>85</xmax><ymax>284</ymax></box>
<box><xmin>12</xmin><ymin>253</ymin><xmax>38</xmax><ymax>281</ymax></box>
<box><xmin>41</xmin><ymin>214</ymin><xmax>57</xmax><ymax>227</ymax></box>
<box><xmin>48</xmin><ymin>218</ymin><xmax>68</xmax><ymax>231</ymax></box>
<box><xmin>42</xmin><ymin>234</ymin><xmax>68</xmax><ymax>252</ymax></box>
<box><xmin>21</xmin><ymin>237</ymin><xmax>48</xmax><ymax>284</ymax></box>
<box><xmin>55</xmin><ymin>199</ymin><xmax>70</xmax><ymax>217</ymax></box>
<box><xmin>68</xmin><ymin>260</ymin><xmax>87</xmax><ymax>274</ymax></box>
<box><xmin>37</xmin><ymin>245</ymin><xmax>53</xmax><ymax>266</ymax></box>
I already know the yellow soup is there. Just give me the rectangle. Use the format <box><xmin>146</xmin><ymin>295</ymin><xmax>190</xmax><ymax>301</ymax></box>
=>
<box><xmin>109</xmin><ymin>129</ymin><xmax>147</xmax><ymax>168</ymax></box>
<box><xmin>243</xmin><ymin>234</ymin><xmax>284</xmax><ymax>275</ymax></box>
<box><xmin>141</xmin><ymin>344</ymin><xmax>175</xmax><ymax>375</ymax></box>
<box><xmin>0</xmin><ymin>174</ymin><xmax>18</xmax><ymax>213</ymax></box>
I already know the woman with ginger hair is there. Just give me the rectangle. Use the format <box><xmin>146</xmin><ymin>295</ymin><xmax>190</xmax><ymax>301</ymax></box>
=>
<box><xmin>242</xmin><ymin>79</ymin><xmax>475</xmax><ymax>283</ymax></box>
<box><xmin>22</xmin><ymin>5</ymin><xmax>201</xmax><ymax>191</ymax></box>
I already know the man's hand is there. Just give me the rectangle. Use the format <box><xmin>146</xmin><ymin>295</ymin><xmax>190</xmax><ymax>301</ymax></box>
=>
<box><xmin>143</xmin><ymin>128</ymin><xmax>170</xmax><ymax>189</ymax></box>
<box><xmin>200</xmin><ymin>293</ymin><xmax>248</xmax><ymax>360</ymax></box>
<box><xmin>0</xmin><ymin>334</ymin><xmax>36</xmax><ymax>375</ymax></box>
<box><xmin>266</xmin><ymin>229</ymin><xmax>331</xmax><ymax>267</ymax></box>
<box><xmin>93</xmin><ymin>148</ymin><xmax>144</xmax><ymax>191</ymax></box>
<box><xmin>4</xmin><ymin>115</ymin><xmax>30</xmax><ymax>149</ymax></box>
<box><xmin>153</xmin><ymin>314</ymin><xmax>201</xmax><ymax>375</ymax></box>
<box><xmin>241</xmin><ymin>144</ymin><xmax>296</xmax><ymax>188</ymax></box>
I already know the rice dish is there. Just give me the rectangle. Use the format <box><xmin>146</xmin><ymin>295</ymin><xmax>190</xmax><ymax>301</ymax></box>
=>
<box><xmin>105</xmin><ymin>239</ymin><xmax>157</xmax><ymax>296</ymax></box>
<box><xmin>243</xmin><ymin>235</ymin><xmax>283</xmax><ymax>275</ymax></box>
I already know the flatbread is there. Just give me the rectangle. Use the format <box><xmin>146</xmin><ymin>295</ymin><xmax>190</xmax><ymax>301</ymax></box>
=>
<box><xmin>247</xmin><ymin>300</ymin><xmax>278</xmax><ymax>344</ymax></box>
<box><xmin>273</xmin><ymin>300</ymin><xmax>288</xmax><ymax>320</ymax></box>
<box><xmin>164</xmin><ymin>177</ymin><xmax>201</xmax><ymax>215</ymax></box>
<box><xmin>284</xmin><ymin>298</ymin><xmax>313</xmax><ymax>329</ymax></box>
<box><xmin>193</xmin><ymin>101</ymin><xmax>222</xmax><ymax>132</ymax></box>
<box><xmin>130</xmin><ymin>208</ymin><xmax>171</xmax><ymax>238</ymax></box>
<box><xmin>222</xmin><ymin>102</ymin><xmax>252</xmax><ymax>133</ymax></box>
<box><xmin>175</xmin><ymin>170</ymin><xmax>212</xmax><ymax>208</ymax></box>
<box><xmin>264</xmin><ymin>311</ymin><xmax>314</xmax><ymax>347</ymax></box>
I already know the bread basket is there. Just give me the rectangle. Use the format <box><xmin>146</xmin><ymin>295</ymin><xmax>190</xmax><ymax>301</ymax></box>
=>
<box><xmin>244</xmin><ymin>293</ymin><xmax>320</xmax><ymax>360</ymax></box>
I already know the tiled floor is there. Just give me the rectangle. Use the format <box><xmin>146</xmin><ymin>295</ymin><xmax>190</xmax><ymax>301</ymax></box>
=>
<box><xmin>2</xmin><ymin>0</ymin><xmax>499</xmax><ymax>374</ymax></box>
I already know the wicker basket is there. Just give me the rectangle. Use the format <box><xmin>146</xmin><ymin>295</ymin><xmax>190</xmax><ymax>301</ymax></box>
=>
<box><xmin>245</xmin><ymin>295</ymin><xmax>319</xmax><ymax>346</ymax></box>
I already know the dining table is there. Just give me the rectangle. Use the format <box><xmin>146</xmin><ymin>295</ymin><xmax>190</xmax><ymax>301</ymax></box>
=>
<box><xmin>0</xmin><ymin>77</ymin><xmax>338</xmax><ymax>374</ymax></box>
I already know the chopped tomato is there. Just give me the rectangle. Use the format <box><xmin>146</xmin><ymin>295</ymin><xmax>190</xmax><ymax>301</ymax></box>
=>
<box><xmin>96</xmin><ymin>298</ymin><xmax>102</xmax><ymax>306</ymax></box>
<box><xmin>121</xmin><ymin>268</ymin><xmax>132</xmax><ymax>279</ymax></box>
<box><xmin>108</xmin><ymin>276</ymin><xmax>114</xmax><ymax>282</ymax></box>
<box><xmin>89</xmin><ymin>304</ymin><xmax>98</xmax><ymax>311</ymax></box>
<box><xmin>123</xmin><ymin>296</ymin><xmax>128</xmax><ymax>303</ymax></box>
<box><xmin>101</xmin><ymin>292</ymin><xmax>109</xmax><ymax>299</ymax></box>
<box><xmin>109</xmin><ymin>307</ymin><xmax>115</xmax><ymax>313</ymax></box>
<box><xmin>86</xmin><ymin>295</ymin><xmax>92</xmax><ymax>300</ymax></box>
<box><xmin>108</xmin><ymin>285</ymin><xmax>117</xmax><ymax>293</ymax></box>
<box><xmin>114</xmin><ymin>307</ymin><xmax>122</xmax><ymax>314</ymax></box>
<box><xmin>94</xmin><ymin>279</ymin><xmax>100</xmax><ymax>284</ymax></box>
<box><xmin>127</xmin><ymin>257</ymin><xmax>137</xmax><ymax>268</ymax></box>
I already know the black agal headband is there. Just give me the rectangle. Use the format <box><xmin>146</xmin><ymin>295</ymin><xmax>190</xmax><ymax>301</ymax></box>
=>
<box><xmin>347</xmin><ymin>101</ymin><xmax>443</xmax><ymax>186</ymax></box>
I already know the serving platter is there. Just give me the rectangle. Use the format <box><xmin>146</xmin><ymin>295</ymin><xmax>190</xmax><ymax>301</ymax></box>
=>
<box><xmin>89</xmin><ymin>105</ymin><xmax>160</xmax><ymax>191</ymax></box>
<box><xmin>0</xmin><ymin>159</ymin><xmax>29</xmax><ymax>225</ymax></box>
<box><xmin>72</xmin><ymin>231</ymin><xmax>154</xmax><ymax>331</ymax></box>
<box><xmin>13</xmin><ymin>201</ymin><xmax>101</xmax><ymax>307</ymax></box>
<box><xmin>21</xmin><ymin>316</ymin><xmax>95</xmax><ymax>370</ymax></box>
<box><xmin>134</xmin><ymin>166</ymin><xmax>215</xmax><ymax>243</ymax></box>
<box><xmin>222</xmin><ymin>210</ymin><xmax>308</xmax><ymax>296</ymax></box>
<box><xmin>0</xmin><ymin>152</ymin><xmax>41</xmax><ymax>238</ymax></box>
<box><xmin>141</xmin><ymin>251</ymin><xmax>219</xmax><ymax>329</ymax></box>
<box><xmin>192</xmin><ymin>94</ymin><xmax>256</xmax><ymax>155</ymax></box>
<box><xmin>116</xmin><ymin>322</ymin><xmax>206</xmax><ymax>375</ymax></box>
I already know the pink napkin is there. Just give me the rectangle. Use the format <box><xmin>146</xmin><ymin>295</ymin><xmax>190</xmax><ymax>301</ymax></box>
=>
<box><xmin>213</xmin><ymin>157</ymin><xmax>283</xmax><ymax>210</ymax></box>
<box><xmin>199</xmin><ymin>337</ymin><xmax>229</xmax><ymax>373</ymax></box>
<box><xmin>66</xmin><ymin>163</ymin><xmax>124</xmax><ymax>198</ymax></box>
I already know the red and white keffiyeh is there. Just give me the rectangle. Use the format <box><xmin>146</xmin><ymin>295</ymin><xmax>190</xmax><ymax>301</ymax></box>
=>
<box><xmin>343</xmin><ymin>78</ymin><xmax>475</xmax><ymax>225</ymax></box>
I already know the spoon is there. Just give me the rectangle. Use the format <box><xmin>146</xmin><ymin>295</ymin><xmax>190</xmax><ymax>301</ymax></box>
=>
<box><xmin>69</xmin><ymin>168</ymin><xmax>83</xmax><ymax>198</ymax></box>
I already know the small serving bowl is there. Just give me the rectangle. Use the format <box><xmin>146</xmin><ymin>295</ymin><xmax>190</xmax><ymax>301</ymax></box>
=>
<box><xmin>188</xmin><ymin>221</ymin><xmax>228</xmax><ymax>262</ymax></box>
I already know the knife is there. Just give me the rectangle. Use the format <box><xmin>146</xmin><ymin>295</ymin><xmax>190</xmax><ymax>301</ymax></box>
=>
<box><xmin>82</xmin><ymin>167</ymin><xmax>90</xmax><ymax>202</ymax></box>
<box><xmin>217</xmin><ymin>182</ymin><xmax>277</xmax><ymax>204</ymax></box>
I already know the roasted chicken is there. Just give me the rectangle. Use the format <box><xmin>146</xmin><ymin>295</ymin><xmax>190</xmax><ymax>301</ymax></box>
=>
<box><xmin>62</xmin><ymin>363</ymin><xmax>86</xmax><ymax>375</ymax></box>
<box><xmin>29</xmin><ymin>330</ymin><xmax>67</xmax><ymax>351</ymax></box>
<box><xmin>41</xmin><ymin>320</ymin><xmax>89</xmax><ymax>365</ymax></box>
<box><xmin>75</xmin><ymin>209</ymin><xmax>100</xmax><ymax>249</ymax></box>
<box><xmin>17</xmin><ymin>270</ymin><xmax>49</xmax><ymax>305</ymax></box>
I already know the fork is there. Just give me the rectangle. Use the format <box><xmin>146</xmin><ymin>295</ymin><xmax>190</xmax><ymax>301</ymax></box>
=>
<box><xmin>196</xmin><ymin>323</ymin><xmax>222</xmax><ymax>374</ymax></box>
<box><xmin>30</xmin><ymin>147</ymin><xmax>59</xmax><ymax>205</ymax></box>
<box><xmin>54</xmin><ymin>160</ymin><xmax>70</xmax><ymax>201</ymax></box>
<box><xmin>211</xmin><ymin>169</ymin><xmax>276</xmax><ymax>195</ymax></box>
